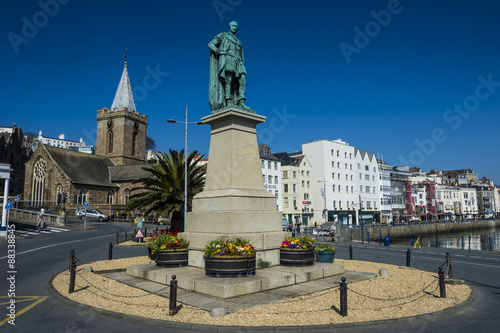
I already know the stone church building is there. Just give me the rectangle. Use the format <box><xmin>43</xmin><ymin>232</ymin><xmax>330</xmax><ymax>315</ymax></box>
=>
<box><xmin>24</xmin><ymin>60</ymin><xmax>150</xmax><ymax>215</ymax></box>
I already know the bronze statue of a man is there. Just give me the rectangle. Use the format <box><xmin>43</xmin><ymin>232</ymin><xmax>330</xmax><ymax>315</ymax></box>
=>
<box><xmin>208</xmin><ymin>21</ymin><xmax>250</xmax><ymax>112</ymax></box>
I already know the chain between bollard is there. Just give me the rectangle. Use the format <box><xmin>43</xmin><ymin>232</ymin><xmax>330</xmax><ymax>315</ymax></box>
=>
<box><xmin>169</xmin><ymin>275</ymin><xmax>178</xmax><ymax>316</ymax></box>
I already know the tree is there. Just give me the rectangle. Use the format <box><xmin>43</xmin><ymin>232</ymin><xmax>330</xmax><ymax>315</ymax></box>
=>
<box><xmin>24</xmin><ymin>131</ymin><xmax>37</xmax><ymax>139</ymax></box>
<box><xmin>127</xmin><ymin>149</ymin><xmax>206</xmax><ymax>232</ymax></box>
<box><xmin>146</xmin><ymin>136</ymin><xmax>156</xmax><ymax>150</ymax></box>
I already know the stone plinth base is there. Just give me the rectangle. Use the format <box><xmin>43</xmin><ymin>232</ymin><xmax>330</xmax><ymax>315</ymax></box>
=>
<box><xmin>126</xmin><ymin>262</ymin><xmax>345</xmax><ymax>299</ymax></box>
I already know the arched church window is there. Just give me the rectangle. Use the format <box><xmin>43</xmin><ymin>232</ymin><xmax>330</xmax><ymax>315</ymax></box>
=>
<box><xmin>124</xmin><ymin>189</ymin><xmax>131</xmax><ymax>204</ymax></box>
<box><xmin>32</xmin><ymin>157</ymin><xmax>47</xmax><ymax>206</ymax></box>
<box><xmin>107</xmin><ymin>190</ymin><xmax>114</xmax><ymax>205</ymax></box>
<box><xmin>108</xmin><ymin>131</ymin><xmax>114</xmax><ymax>154</ymax></box>
<box><xmin>132</xmin><ymin>132</ymin><xmax>137</xmax><ymax>156</ymax></box>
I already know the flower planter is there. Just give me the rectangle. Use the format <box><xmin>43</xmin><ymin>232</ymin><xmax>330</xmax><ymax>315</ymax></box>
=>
<box><xmin>147</xmin><ymin>247</ymin><xmax>155</xmax><ymax>260</ymax></box>
<box><xmin>155</xmin><ymin>249</ymin><xmax>188</xmax><ymax>267</ymax></box>
<box><xmin>280</xmin><ymin>248</ymin><xmax>315</xmax><ymax>266</ymax></box>
<box><xmin>205</xmin><ymin>255</ymin><xmax>256</xmax><ymax>277</ymax></box>
<box><xmin>316</xmin><ymin>251</ymin><xmax>335</xmax><ymax>263</ymax></box>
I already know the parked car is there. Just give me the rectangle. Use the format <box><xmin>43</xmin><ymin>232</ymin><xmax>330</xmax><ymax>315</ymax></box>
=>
<box><xmin>76</xmin><ymin>209</ymin><xmax>110</xmax><ymax>222</ymax></box>
<box><xmin>156</xmin><ymin>215</ymin><xmax>171</xmax><ymax>226</ymax></box>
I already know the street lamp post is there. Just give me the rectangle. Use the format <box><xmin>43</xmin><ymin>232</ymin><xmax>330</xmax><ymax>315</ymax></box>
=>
<box><xmin>166</xmin><ymin>105</ymin><xmax>203</xmax><ymax>233</ymax></box>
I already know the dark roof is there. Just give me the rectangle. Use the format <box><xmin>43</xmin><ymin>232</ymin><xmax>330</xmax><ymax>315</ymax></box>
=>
<box><xmin>44</xmin><ymin>145</ymin><xmax>118</xmax><ymax>187</ymax></box>
<box><xmin>273</xmin><ymin>152</ymin><xmax>300</xmax><ymax>166</ymax></box>
<box><xmin>109</xmin><ymin>164</ymin><xmax>150</xmax><ymax>182</ymax></box>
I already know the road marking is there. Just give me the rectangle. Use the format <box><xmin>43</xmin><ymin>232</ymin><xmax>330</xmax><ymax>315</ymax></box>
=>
<box><xmin>456</xmin><ymin>254</ymin><xmax>465</xmax><ymax>257</ymax></box>
<box><xmin>470</xmin><ymin>256</ymin><xmax>482</xmax><ymax>259</ymax></box>
<box><xmin>51</xmin><ymin>227</ymin><xmax>70</xmax><ymax>231</ymax></box>
<box><xmin>427</xmin><ymin>252</ymin><xmax>436</xmax><ymax>254</ymax></box>
<box><xmin>0</xmin><ymin>296</ymin><xmax>47</xmax><ymax>327</ymax></box>
<box><xmin>486</xmin><ymin>258</ymin><xmax>499</xmax><ymax>260</ymax></box>
<box><xmin>0</xmin><ymin>233</ymin><xmax>119</xmax><ymax>259</ymax></box>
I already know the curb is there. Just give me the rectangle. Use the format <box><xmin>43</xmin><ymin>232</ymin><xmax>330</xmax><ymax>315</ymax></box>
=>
<box><xmin>47</xmin><ymin>269</ymin><xmax>477</xmax><ymax>332</ymax></box>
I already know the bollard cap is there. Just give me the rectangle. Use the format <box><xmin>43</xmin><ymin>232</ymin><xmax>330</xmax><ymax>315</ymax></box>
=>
<box><xmin>341</xmin><ymin>277</ymin><xmax>346</xmax><ymax>283</ymax></box>
<box><xmin>172</xmin><ymin>275</ymin><xmax>176</xmax><ymax>281</ymax></box>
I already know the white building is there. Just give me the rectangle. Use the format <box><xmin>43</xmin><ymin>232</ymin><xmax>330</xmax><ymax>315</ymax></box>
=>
<box><xmin>378</xmin><ymin>160</ymin><xmax>392</xmax><ymax>223</ymax></box>
<box><xmin>459</xmin><ymin>187</ymin><xmax>478</xmax><ymax>218</ymax></box>
<box><xmin>302</xmin><ymin>139</ymin><xmax>380</xmax><ymax>226</ymax></box>
<box><xmin>259</xmin><ymin>145</ymin><xmax>282</xmax><ymax>211</ymax></box>
<box><xmin>36</xmin><ymin>130</ymin><xmax>93</xmax><ymax>153</ymax></box>
<box><xmin>274</xmin><ymin>151</ymin><xmax>314</xmax><ymax>227</ymax></box>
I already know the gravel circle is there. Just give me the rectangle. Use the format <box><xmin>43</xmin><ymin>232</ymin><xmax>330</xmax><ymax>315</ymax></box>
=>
<box><xmin>52</xmin><ymin>255</ymin><xmax>471</xmax><ymax>327</ymax></box>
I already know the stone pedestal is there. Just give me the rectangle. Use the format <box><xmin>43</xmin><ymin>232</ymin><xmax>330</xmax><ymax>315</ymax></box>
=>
<box><xmin>181</xmin><ymin>108</ymin><xmax>288</xmax><ymax>268</ymax></box>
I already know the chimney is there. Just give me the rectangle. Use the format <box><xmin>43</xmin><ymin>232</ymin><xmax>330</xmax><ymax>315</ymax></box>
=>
<box><xmin>59</xmin><ymin>133</ymin><xmax>65</xmax><ymax>140</ymax></box>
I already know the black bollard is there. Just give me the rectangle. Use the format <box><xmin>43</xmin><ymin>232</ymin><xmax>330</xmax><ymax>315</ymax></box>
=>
<box><xmin>169</xmin><ymin>275</ymin><xmax>178</xmax><ymax>316</ymax></box>
<box><xmin>116</xmin><ymin>232</ymin><xmax>120</xmax><ymax>245</ymax></box>
<box><xmin>406</xmin><ymin>248</ymin><xmax>411</xmax><ymax>267</ymax></box>
<box><xmin>69</xmin><ymin>249</ymin><xmax>75</xmax><ymax>273</ymax></box>
<box><xmin>349</xmin><ymin>245</ymin><xmax>353</xmax><ymax>260</ymax></box>
<box><xmin>108</xmin><ymin>242</ymin><xmax>113</xmax><ymax>260</ymax></box>
<box><xmin>438</xmin><ymin>266</ymin><xmax>446</xmax><ymax>298</ymax></box>
<box><xmin>339</xmin><ymin>277</ymin><xmax>347</xmax><ymax>316</ymax></box>
<box><xmin>446</xmin><ymin>252</ymin><xmax>453</xmax><ymax>279</ymax></box>
<box><xmin>69</xmin><ymin>249</ymin><xmax>76</xmax><ymax>293</ymax></box>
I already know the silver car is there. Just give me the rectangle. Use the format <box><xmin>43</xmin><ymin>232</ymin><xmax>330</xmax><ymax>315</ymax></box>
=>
<box><xmin>76</xmin><ymin>209</ymin><xmax>110</xmax><ymax>222</ymax></box>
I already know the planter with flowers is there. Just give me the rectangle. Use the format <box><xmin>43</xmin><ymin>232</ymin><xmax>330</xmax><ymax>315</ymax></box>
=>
<box><xmin>203</xmin><ymin>238</ymin><xmax>256</xmax><ymax>277</ymax></box>
<box><xmin>315</xmin><ymin>243</ymin><xmax>336</xmax><ymax>263</ymax></box>
<box><xmin>280</xmin><ymin>235</ymin><xmax>316</xmax><ymax>266</ymax></box>
<box><xmin>147</xmin><ymin>231</ymin><xmax>189</xmax><ymax>267</ymax></box>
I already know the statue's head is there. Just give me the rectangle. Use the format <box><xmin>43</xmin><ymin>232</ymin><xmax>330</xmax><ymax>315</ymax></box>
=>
<box><xmin>228</xmin><ymin>21</ymin><xmax>239</xmax><ymax>33</ymax></box>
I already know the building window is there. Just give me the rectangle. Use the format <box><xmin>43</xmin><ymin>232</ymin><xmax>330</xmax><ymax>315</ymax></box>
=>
<box><xmin>373</xmin><ymin>167</ymin><xmax>376</xmax><ymax>172</ymax></box>
<box><xmin>373</xmin><ymin>187</ymin><xmax>376</xmax><ymax>193</ymax></box>
<box><xmin>262</xmin><ymin>174</ymin><xmax>265</xmax><ymax>183</ymax></box>
<box><xmin>274</xmin><ymin>162</ymin><xmax>278</xmax><ymax>170</ymax></box>
<box><xmin>346</xmin><ymin>186</ymin><xmax>349</xmax><ymax>193</ymax></box>
<box><xmin>350</xmin><ymin>153</ymin><xmax>352</xmax><ymax>159</ymax></box>
<box><xmin>261</xmin><ymin>160</ymin><xmax>264</xmax><ymax>168</ymax></box>
<box><xmin>365</xmin><ymin>165</ymin><xmax>369</xmax><ymax>171</ymax></box>
<box><xmin>365</xmin><ymin>174</ymin><xmax>370</xmax><ymax>181</ymax></box>
<box><xmin>331</xmin><ymin>149</ymin><xmax>334</xmax><ymax>156</ymax></box>
<box><xmin>345</xmin><ymin>152</ymin><xmax>347</xmax><ymax>158</ymax></box>
<box><xmin>267</xmin><ymin>161</ymin><xmax>271</xmax><ymax>168</ymax></box>
<box><xmin>338</xmin><ymin>173</ymin><xmax>340</xmax><ymax>179</ymax></box>
<box><xmin>338</xmin><ymin>185</ymin><xmax>341</xmax><ymax>192</ymax></box>
<box><xmin>108</xmin><ymin>130</ymin><xmax>114</xmax><ymax>154</ymax></box>
<box><xmin>366</xmin><ymin>186</ymin><xmax>370</xmax><ymax>193</ymax></box>
<box><xmin>293</xmin><ymin>184</ymin><xmax>297</xmax><ymax>193</ymax></box>
<box><xmin>307</xmin><ymin>181</ymin><xmax>310</xmax><ymax>188</ymax></box>
<box><xmin>32</xmin><ymin>157</ymin><xmax>47</xmax><ymax>206</ymax></box>
<box><xmin>337</xmin><ymin>162</ymin><xmax>340</xmax><ymax>168</ymax></box>
<box><xmin>304</xmin><ymin>193</ymin><xmax>309</xmax><ymax>200</ymax></box>
<box><xmin>345</xmin><ymin>163</ymin><xmax>348</xmax><ymax>169</ymax></box>
<box><xmin>268</xmin><ymin>175</ymin><xmax>272</xmax><ymax>184</ymax></box>
<box><xmin>372</xmin><ymin>175</ymin><xmax>375</xmax><ymax>181</ymax></box>
<box><xmin>274</xmin><ymin>176</ymin><xmax>278</xmax><ymax>184</ymax></box>
<box><xmin>293</xmin><ymin>197</ymin><xmax>297</xmax><ymax>208</ymax></box>
<box><xmin>274</xmin><ymin>190</ymin><xmax>278</xmax><ymax>197</ymax></box>
<box><xmin>350</xmin><ymin>164</ymin><xmax>353</xmax><ymax>170</ymax></box>
<box><xmin>302</xmin><ymin>180</ymin><xmax>305</xmax><ymax>187</ymax></box>
<box><xmin>284</xmin><ymin>197</ymin><xmax>289</xmax><ymax>208</ymax></box>
<box><xmin>346</xmin><ymin>174</ymin><xmax>349</xmax><ymax>181</ymax></box>
<box><xmin>307</xmin><ymin>171</ymin><xmax>310</xmax><ymax>176</ymax></box>
<box><xmin>332</xmin><ymin>173</ymin><xmax>335</xmax><ymax>179</ymax></box>
<box><xmin>357</xmin><ymin>163</ymin><xmax>361</xmax><ymax>169</ymax></box>
<box><xmin>332</xmin><ymin>161</ymin><xmax>335</xmax><ymax>167</ymax></box>
<box><xmin>284</xmin><ymin>184</ymin><xmax>288</xmax><ymax>193</ymax></box>
<box><xmin>332</xmin><ymin>185</ymin><xmax>336</xmax><ymax>192</ymax></box>
<box><xmin>359</xmin><ymin>173</ymin><xmax>363</xmax><ymax>180</ymax></box>
<box><xmin>350</xmin><ymin>175</ymin><xmax>353</xmax><ymax>181</ymax></box>
<box><xmin>360</xmin><ymin>185</ymin><xmax>363</xmax><ymax>192</ymax></box>
<box><xmin>301</xmin><ymin>170</ymin><xmax>304</xmax><ymax>176</ymax></box>
<box><xmin>293</xmin><ymin>171</ymin><xmax>297</xmax><ymax>178</ymax></box>
<box><xmin>283</xmin><ymin>170</ymin><xmax>288</xmax><ymax>178</ymax></box>
<box><xmin>351</xmin><ymin>186</ymin><xmax>354</xmax><ymax>193</ymax></box>
<box><xmin>337</xmin><ymin>151</ymin><xmax>340</xmax><ymax>157</ymax></box>
<box><xmin>333</xmin><ymin>200</ymin><xmax>336</xmax><ymax>207</ymax></box>
<box><xmin>107</xmin><ymin>191</ymin><xmax>114</xmax><ymax>204</ymax></box>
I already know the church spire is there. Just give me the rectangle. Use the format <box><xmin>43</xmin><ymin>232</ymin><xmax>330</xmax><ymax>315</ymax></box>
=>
<box><xmin>111</xmin><ymin>49</ymin><xmax>136</xmax><ymax>112</ymax></box>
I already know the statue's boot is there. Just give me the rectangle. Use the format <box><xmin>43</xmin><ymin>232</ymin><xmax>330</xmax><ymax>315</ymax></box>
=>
<box><xmin>237</xmin><ymin>99</ymin><xmax>250</xmax><ymax>109</ymax></box>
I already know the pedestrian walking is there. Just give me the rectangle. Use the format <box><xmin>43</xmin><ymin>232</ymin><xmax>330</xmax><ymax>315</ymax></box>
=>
<box><xmin>37</xmin><ymin>213</ymin><xmax>46</xmax><ymax>232</ymax></box>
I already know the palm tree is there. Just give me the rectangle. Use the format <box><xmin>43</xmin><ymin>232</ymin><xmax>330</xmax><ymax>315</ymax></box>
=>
<box><xmin>127</xmin><ymin>149</ymin><xmax>206</xmax><ymax>232</ymax></box>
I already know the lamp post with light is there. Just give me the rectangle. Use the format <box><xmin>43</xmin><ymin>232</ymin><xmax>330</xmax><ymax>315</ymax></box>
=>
<box><xmin>166</xmin><ymin>105</ymin><xmax>203</xmax><ymax>232</ymax></box>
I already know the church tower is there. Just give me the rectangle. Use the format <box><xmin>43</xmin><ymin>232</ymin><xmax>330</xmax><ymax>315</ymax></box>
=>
<box><xmin>96</xmin><ymin>57</ymin><xmax>148</xmax><ymax>166</ymax></box>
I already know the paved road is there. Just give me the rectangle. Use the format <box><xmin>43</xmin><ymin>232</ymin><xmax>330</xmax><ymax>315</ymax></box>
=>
<box><xmin>0</xmin><ymin>221</ymin><xmax>499</xmax><ymax>332</ymax></box>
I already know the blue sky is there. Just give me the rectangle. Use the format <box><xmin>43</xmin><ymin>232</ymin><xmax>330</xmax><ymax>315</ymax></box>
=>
<box><xmin>2</xmin><ymin>0</ymin><xmax>500</xmax><ymax>184</ymax></box>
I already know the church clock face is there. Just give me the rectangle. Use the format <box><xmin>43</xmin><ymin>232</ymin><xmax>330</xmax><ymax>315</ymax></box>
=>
<box><xmin>107</xmin><ymin>119</ymin><xmax>114</xmax><ymax>129</ymax></box>
<box><xmin>133</xmin><ymin>122</ymin><xmax>140</xmax><ymax>132</ymax></box>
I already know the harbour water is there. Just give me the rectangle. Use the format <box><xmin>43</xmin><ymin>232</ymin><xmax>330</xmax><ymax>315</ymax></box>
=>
<box><xmin>391</xmin><ymin>226</ymin><xmax>500</xmax><ymax>252</ymax></box>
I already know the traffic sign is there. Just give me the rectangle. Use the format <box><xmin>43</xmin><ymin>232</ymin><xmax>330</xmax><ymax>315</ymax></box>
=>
<box><xmin>5</xmin><ymin>200</ymin><xmax>13</xmax><ymax>210</ymax></box>
<box><xmin>14</xmin><ymin>195</ymin><xmax>21</xmax><ymax>202</ymax></box>
<box><xmin>135</xmin><ymin>229</ymin><xmax>144</xmax><ymax>239</ymax></box>
<box><xmin>83</xmin><ymin>201</ymin><xmax>89</xmax><ymax>207</ymax></box>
